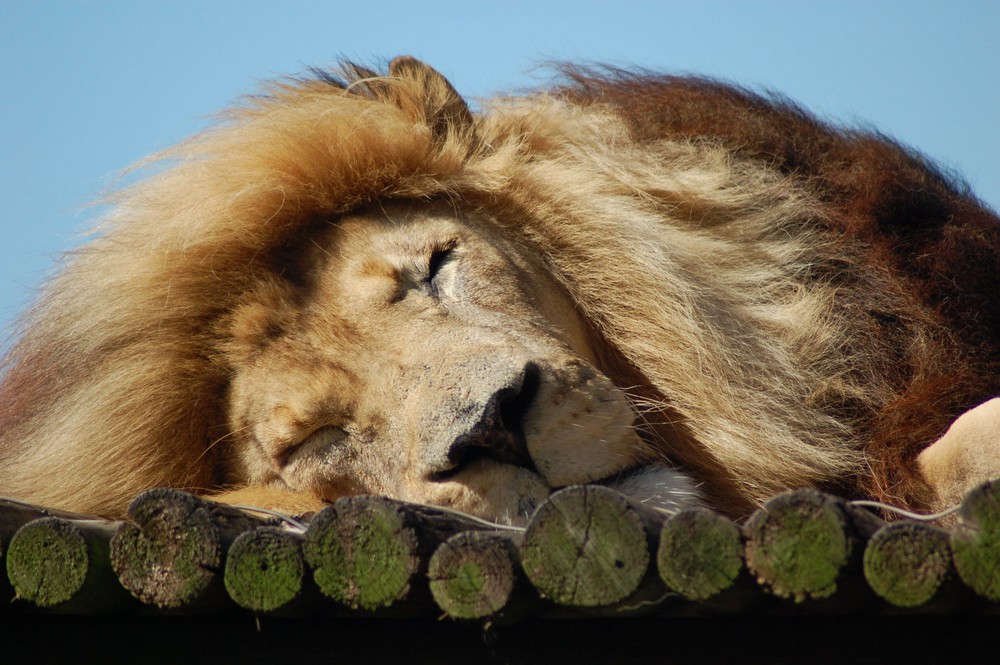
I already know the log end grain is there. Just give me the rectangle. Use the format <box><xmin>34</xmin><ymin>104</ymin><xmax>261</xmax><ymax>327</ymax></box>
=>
<box><xmin>429</xmin><ymin>531</ymin><xmax>522</xmax><ymax>620</ymax></box>
<box><xmin>224</xmin><ymin>527</ymin><xmax>305</xmax><ymax>613</ymax></box>
<box><xmin>519</xmin><ymin>485</ymin><xmax>651</xmax><ymax>607</ymax></box>
<box><xmin>744</xmin><ymin>489</ymin><xmax>851</xmax><ymax>602</ymax></box>
<box><xmin>302</xmin><ymin>496</ymin><xmax>420</xmax><ymax>611</ymax></box>
<box><xmin>863</xmin><ymin>521</ymin><xmax>952</xmax><ymax>608</ymax></box>
<box><xmin>110</xmin><ymin>489</ymin><xmax>221</xmax><ymax>608</ymax></box>
<box><xmin>6</xmin><ymin>517</ymin><xmax>87</xmax><ymax>607</ymax></box>
<box><xmin>657</xmin><ymin>508</ymin><xmax>743</xmax><ymax>601</ymax></box>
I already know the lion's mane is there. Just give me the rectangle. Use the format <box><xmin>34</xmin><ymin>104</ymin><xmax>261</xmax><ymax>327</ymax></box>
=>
<box><xmin>2</xmin><ymin>60</ymin><xmax>998</xmax><ymax>516</ymax></box>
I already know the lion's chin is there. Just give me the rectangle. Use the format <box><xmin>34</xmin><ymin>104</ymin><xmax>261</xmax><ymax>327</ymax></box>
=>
<box><xmin>596</xmin><ymin>465</ymin><xmax>703</xmax><ymax>515</ymax></box>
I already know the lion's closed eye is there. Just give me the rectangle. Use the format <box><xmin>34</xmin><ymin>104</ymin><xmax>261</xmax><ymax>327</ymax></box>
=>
<box><xmin>426</xmin><ymin>241</ymin><xmax>457</xmax><ymax>283</ymax></box>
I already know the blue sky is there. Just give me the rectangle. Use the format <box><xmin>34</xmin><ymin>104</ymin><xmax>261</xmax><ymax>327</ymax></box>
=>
<box><xmin>2</xmin><ymin>0</ymin><xmax>998</xmax><ymax>333</ymax></box>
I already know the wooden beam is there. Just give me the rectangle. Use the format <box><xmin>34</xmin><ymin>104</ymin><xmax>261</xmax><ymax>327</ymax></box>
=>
<box><xmin>6</xmin><ymin>516</ymin><xmax>131</xmax><ymax>613</ymax></box>
<box><xmin>519</xmin><ymin>485</ymin><xmax>667</xmax><ymax>611</ymax></box>
<box><xmin>428</xmin><ymin>530</ymin><xmax>539</xmax><ymax>622</ymax></box>
<box><xmin>863</xmin><ymin>521</ymin><xmax>960</xmax><ymax>609</ymax></box>
<box><xmin>224</xmin><ymin>526</ymin><xmax>318</xmax><ymax>615</ymax></box>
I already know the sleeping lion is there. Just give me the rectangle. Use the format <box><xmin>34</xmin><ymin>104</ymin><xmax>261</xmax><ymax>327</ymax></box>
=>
<box><xmin>1</xmin><ymin>57</ymin><xmax>998</xmax><ymax>523</ymax></box>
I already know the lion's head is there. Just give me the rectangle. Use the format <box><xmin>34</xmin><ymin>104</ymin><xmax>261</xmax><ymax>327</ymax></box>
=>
<box><xmin>219</xmin><ymin>201</ymin><xmax>697</xmax><ymax>522</ymax></box>
<box><xmin>3</xmin><ymin>57</ymin><xmax>997</xmax><ymax>521</ymax></box>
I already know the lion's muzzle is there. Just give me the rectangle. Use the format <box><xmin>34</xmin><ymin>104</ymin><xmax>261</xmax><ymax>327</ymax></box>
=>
<box><xmin>413</xmin><ymin>360</ymin><xmax>541</xmax><ymax>480</ymax></box>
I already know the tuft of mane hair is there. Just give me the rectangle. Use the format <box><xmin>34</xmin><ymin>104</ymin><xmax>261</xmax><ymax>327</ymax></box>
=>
<box><xmin>1</xmin><ymin>58</ymin><xmax>998</xmax><ymax>517</ymax></box>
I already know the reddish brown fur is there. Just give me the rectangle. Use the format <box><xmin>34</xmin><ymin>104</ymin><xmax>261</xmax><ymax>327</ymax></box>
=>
<box><xmin>554</xmin><ymin>66</ymin><xmax>1000</xmax><ymax>506</ymax></box>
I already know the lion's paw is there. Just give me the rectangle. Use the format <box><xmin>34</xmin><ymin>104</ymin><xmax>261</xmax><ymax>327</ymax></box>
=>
<box><xmin>919</xmin><ymin>397</ymin><xmax>1000</xmax><ymax>511</ymax></box>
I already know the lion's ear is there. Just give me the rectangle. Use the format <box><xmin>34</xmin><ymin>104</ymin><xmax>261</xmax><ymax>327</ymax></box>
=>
<box><xmin>388</xmin><ymin>56</ymin><xmax>473</xmax><ymax>142</ymax></box>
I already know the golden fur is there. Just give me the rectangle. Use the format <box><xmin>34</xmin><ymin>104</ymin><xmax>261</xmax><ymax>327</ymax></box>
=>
<box><xmin>1</xmin><ymin>58</ymin><xmax>998</xmax><ymax>520</ymax></box>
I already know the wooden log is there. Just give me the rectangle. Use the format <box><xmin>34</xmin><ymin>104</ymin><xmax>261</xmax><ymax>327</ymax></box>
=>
<box><xmin>863</xmin><ymin>521</ymin><xmax>955</xmax><ymax>608</ymax></box>
<box><xmin>951</xmin><ymin>479</ymin><xmax>1000</xmax><ymax>601</ymax></box>
<box><xmin>744</xmin><ymin>489</ymin><xmax>883</xmax><ymax>604</ymax></box>
<box><xmin>224</xmin><ymin>526</ymin><xmax>315</xmax><ymax>614</ymax></box>
<box><xmin>0</xmin><ymin>498</ymin><xmax>98</xmax><ymax>604</ymax></box>
<box><xmin>519</xmin><ymin>485</ymin><xmax>666</xmax><ymax>610</ymax></box>
<box><xmin>6</xmin><ymin>516</ymin><xmax>131</xmax><ymax>613</ymax></box>
<box><xmin>110</xmin><ymin>489</ymin><xmax>275</xmax><ymax>610</ymax></box>
<box><xmin>657</xmin><ymin>508</ymin><xmax>742</xmax><ymax>601</ymax></box>
<box><xmin>428</xmin><ymin>530</ymin><xmax>539</xmax><ymax>622</ymax></box>
<box><xmin>302</xmin><ymin>495</ymin><xmax>491</xmax><ymax>614</ymax></box>
<box><xmin>656</xmin><ymin>507</ymin><xmax>765</xmax><ymax>611</ymax></box>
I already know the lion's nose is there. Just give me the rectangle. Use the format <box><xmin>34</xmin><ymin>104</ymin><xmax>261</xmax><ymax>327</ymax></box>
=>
<box><xmin>433</xmin><ymin>362</ymin><xmax>540</xmax><ymax>479</ymax></box>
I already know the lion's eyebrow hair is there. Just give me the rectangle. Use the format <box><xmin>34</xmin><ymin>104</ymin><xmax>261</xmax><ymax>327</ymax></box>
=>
<box><xmin>192</xmin><ymin>423</ymin><xmax>254</xmax><ymax>468</ymax></box>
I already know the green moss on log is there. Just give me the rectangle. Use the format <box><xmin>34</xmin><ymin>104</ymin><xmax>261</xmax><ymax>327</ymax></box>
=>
<box><xmin>303</xmin><ymin>496</ymin><xmax>420</xmax><ymax>611</ymax></box>
<box><xmin>863</xmin><ymin>521</ymin><xmax>952</xmax><ymax>607</ymax></box>
<box><xmin>657</xmin><ymin>508</ymin><xmax>744</xmax><ymax>601</ymax></box>
<box><xmin>224</xmin><ymin>527</ymin><xmax>305</xmax><ymax>613</ymax></box>
<box><xmin>6</xmin><ymin>517</ymin><xmax>88</xmax><ymax>607</ymax></box>
<box><xmin>744</xmin><ymin>489</ymin><xmax>853</xmax><ymax>602</ymax></box>
<box><xmin>429</xmin><ymin>531</ymin><xmax>522</xmax><ymax>619</ymax></box>
<box><xmin>952</xmin><ymin>479</ymin><xmax>1000</xmax><ymax>601</ymax></box>
<box><xmin>519</xmin><ymin>485</ymin><xmax>653</xmax><ymax>607</ymax></box>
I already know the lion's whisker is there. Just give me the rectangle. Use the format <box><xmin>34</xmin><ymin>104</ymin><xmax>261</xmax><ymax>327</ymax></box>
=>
<box><xmin>190</xmin><ymin>424</ymin><xmax>254</xmax><ymax>467</ymax></box>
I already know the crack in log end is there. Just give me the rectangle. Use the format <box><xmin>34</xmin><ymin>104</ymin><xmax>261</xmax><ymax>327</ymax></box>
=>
<box><xmin>520</xmin><ymin>486</ymin><xmax>650</xmax><ymax>607</ymax></box>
